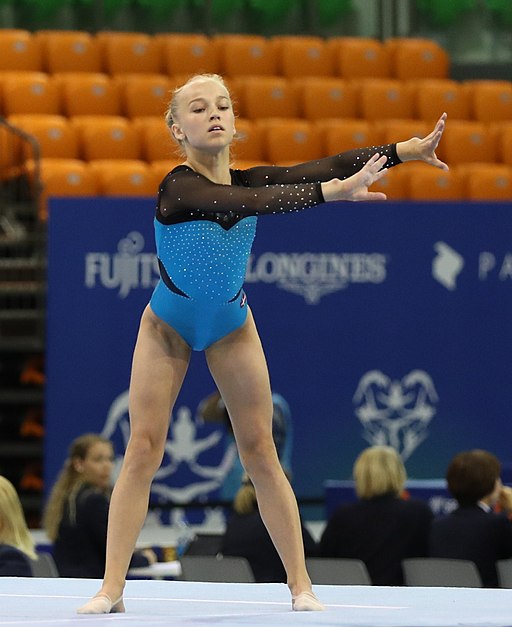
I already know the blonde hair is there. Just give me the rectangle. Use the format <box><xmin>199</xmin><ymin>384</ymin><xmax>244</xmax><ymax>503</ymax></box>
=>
<box><xmin>353</xmin><ymin>446</ymin><xmax>406</xmax><ymax>499</ymax></box>
<box><xmin>233</xmin><ymin>475</ymin><xmax>258</xmax><ymax>516</ymax></box>
<box><xmin>164</xmin><ymin>73</ymin><xmax>235</xmax><ymax>156</ymax></box>
<box><xmin>43</xmin><ymin>433</ymin><xmax>112</xmax><ymax>541</ymax></box>
<box><xmin>0</xmin><ymin>476</ymin><xmax>36</xmax><ymax>560</ymax></box>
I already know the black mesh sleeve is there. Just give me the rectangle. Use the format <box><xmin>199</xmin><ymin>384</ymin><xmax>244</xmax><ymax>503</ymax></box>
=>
<box><xmin>236</xmin><ymin>143</ymin><xmax>401</xmax><ymax>186</ymax></box>
<box><xmin>158</xmin><ymin>166</ymin><xmax>325</xmax><ymax>220</ymax></box>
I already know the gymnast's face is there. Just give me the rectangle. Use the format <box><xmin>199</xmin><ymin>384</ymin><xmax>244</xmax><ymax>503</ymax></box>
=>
<box><xmin>73</xmin><ymin>441</ymin><xmax>114</xmax><ymax>489</ymax></box>
<box><xmin>171</xmin><ymin>78</ymin><xmax>235</xmax><ymax>155</ymax></box>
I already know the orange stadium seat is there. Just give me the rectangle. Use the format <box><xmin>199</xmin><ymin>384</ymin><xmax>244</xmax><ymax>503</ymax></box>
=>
<box><xmin>7</xmin><ymin>114</ymin><xmax>79</xmax><ymax>160</ymax></box>
<box><xmin>407</xmin><ymin>164</ymin><xmax>464</xmax><ymax>200</ymax></box>
<box><xmin>149</xmin><ymin>159</ymin><xmax>184</xmax><ymax>188</ymax></box>
<box><xmin>373</xmin><ymin>119</ymin><xmax>430</xmax><ymax>145</ymax></box>
<box><xmin>413</xmin><ymin>79</ymin><xmax>471</xmax><ymax>122</ymax></box>
<box><xmin>358</xmin><ymin>79</ymin><xmax>415</xmax><ymax>121</ymax></box>
<box><xmin>329</xmin><ymin>37</ymin><xmax>391</xmax><ymax>79</ymax></box>
<box><xmin>295</xmin><ymin>77</ymin><xmax>358</xmax><ymax>121</ymax></box>
<box><xmin>235</xmin><ymin>76</ymin><xmax>299</xmax><ymax>119</ymax></box>
<box><xmin>439</xmin><ymin>121</ymin><xmax>497</xmax><ymax>165</ymax></box>
<box><xmin>89</xmin><ymin>159</ymin><xmax>155</xmax><ymax>196</ymax></box>
<box><xmin>0</xmin><ymin>29</ymin><xmax>42</xmax><ymax>72</ymax></box>
<box><xmin>387</xmin><ymin>38</ymin><xmax>449</xmax><ymax>80</ymax></box>
<box><xmin>458</xmin><ymin>163</ymin><xmax>512</xmax><ymax>200</ymax></box>
<box><xmin>273</xmin><ymin>35</ymin><xmax>334</xmax><ymax>78</ymax></box>
<box><xmin>132</xmin><ymin>116</ymin><xmax>176</xmax><ymax>162</ymax></box>
<box><xmin>232</xmin><ymin>118</ymin><xmax>265</xmax><ymax>162</ymax></box>
<box><xmin>316</xmin><ymin>119</ymin><xmax>382</xmax><ymax>155</ymax></box>
<box><xmin>117</xmin><ymin>74</ymin><xmax>172</xmax><ymax>119</ymax></box>
<box><xmin>99</xmin><ymin>32</ymin><xmax>162</xmax><ymax>75</ymax></box>
<box><xmin>57</xmin><ymin>72</ymin><xmax>121</xmax><ymax>117</ymax></box>
<box><xmin>0</xmin><ymin>122</ymin><xmax>22</xmax><ymax>181</ymax></box>
<box><xmin>466</xmin><ymin>80</ymin><xmax>512</xmax><ymax>124</ymax></box>
<box><xmin>71</xmin><ymin>116</ymin><xmax>141</xmax><ymax>161</ymax></box>
<box><xmin>370</xmin><ymin>166</ymin><xmax>410</xmax><ymax>200</ymax></box>
<box><xmin>157</xmin><ymin>33</ymin><xmax>220</xmax><ymax>76</ymax></box>
<box><xmin>216</xmin><ymin>34</ymin><xmax>277</xmax><ymax>78</ymax></box>
<box><xmin>1</xmin><ymin>72</ymin><xmax>61</xmax><ymax>116</ymax></box>
<box><xmin>35</xmin><ymin>30</ymin><xmax>103</xmax><ymax>74</ymax></box>
<box><xmin>497</xmin><ymin>122</ymin><xmax>512</xmax><ymax>166</ymax></box>
<box><xmin>25</xmin><ymin>158</ymin><xmax>99</xmax><ymax>221</ymax></box>
<box><xmin>257</xmin><ymin>118</ymin><xmax>323</xmax><ymax>164</ymax></box>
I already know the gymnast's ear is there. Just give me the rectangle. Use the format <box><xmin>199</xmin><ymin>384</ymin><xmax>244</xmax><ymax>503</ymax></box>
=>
<box><xmin>171</xmin><ymin>123</ymin><xmax>185</xmax><ymax>142</ymax></box>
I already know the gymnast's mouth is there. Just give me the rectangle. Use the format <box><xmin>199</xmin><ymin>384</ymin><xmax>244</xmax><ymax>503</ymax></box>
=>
<box><xmin>208</xmin><ymin>125</ymin><xmax>224</xmax><ymax>132</ymax></box>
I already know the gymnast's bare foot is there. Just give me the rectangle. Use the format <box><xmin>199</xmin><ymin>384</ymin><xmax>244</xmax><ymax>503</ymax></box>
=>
<box><xmin>77</xmin><ymin>593</ymin><xmax>125</xmax><ymax>614</ymax></box>
<box><xmin>292</xmin><ymin>591</ymin><xmax>326</xmax><ymax>611</ymax></box>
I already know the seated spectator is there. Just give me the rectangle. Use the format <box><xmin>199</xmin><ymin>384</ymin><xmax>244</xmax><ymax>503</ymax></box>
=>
<box><xmin>430</xmin><ymin>449</ymin><xmax>512</xmax><ymax>587</ymax></box>
<box><xmin>43</xmin><ymin>433</ymin><xmax>156</xmax><ymax>578</ymax></box>
<box><xmin>320</xmin><ymin>445</ymin><xmax>433</xmax><ymax>585</ymax></box>
<box><xmin>221</xmin><ymin>472</ymin><xmax>317</xmax><ymax>582</ymax></box>
<box><xmin>0</xmin><ymin>475</ymin><xmax>36</xmax><ymax>576</ymax></box>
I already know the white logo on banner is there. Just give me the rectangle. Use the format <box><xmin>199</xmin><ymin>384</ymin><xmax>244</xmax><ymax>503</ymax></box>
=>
<box><xmin>432</xmin><ymin>241</ymin><xmax>465</xmax><ymax>290</ymax></box>
<box><xmin>101</xmin><ymin>391</ymin><xmax>236</xmax><ymax>503</ymax></box>
<box><xmin>84</xmin><ymin>231</ymin><xmax>159</xmax><ymax>298</ymax></box>
<box><xmin>245</xmin><ymin>252</ymin><xmax>388</xmax><ymax>304</ymax></box>
<box><xmin>353</xmin><ymin>370</ymin><xmax>438</xmax><ymax>461</ymax></box>
<box><xmin>479</xmin><ymin>252</ymin><xmax>512</xmax><ymax>281</ymax></box>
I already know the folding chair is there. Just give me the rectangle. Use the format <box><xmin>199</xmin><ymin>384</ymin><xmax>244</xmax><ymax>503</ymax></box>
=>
<box><xmin>7</xmin><ymin>114</ymin><xmax>79</xmax><ymax>160</ymax></box>
<box><xmin>30</xmin><ymin>551</ymin><xmax>60</xmax><ymax>577</ymax></box>
<box><xmin>117</xmin><ymin>74</ymin><xmax>172</xmax><ymax>119</ymax></box>
<box><xmin>459</xmin><ymin>163</ymin><xmax>512</xmax><ymax>200</ymax></box>
<box><xmin>235</xmin><ymin>76</ymin><xmax>299</xmax><ymax>119</ymax></box>
<box><xmin>273</xmin><ymin>35</ymin><xmax>334</xmax><ymax>78</ymax></box>
<box><xmin>36</xmin><ymin>30</ymin><xmax>103</xmax><ymax>74</ymax></box>
<box><xmin>330</xmin><ymin>37</ymin><xmax>391</xmax><ymax>79</ymax></box>
<box><xmin>295</xmin><ymin>77</ymin><xmax>358</xmax><ymax>121</ymax></box>
<box><xmin>388</xmin><ymin>38</ymin><xmax>449</xmax><ymax>80</ymax></box>
<box><xmin>57</xmin><ymin>72</ymin><xmax>122</xmax><ymax>117</ymax></box>
<box><xmin>71</xmin><ymin>115</ymin><xmax>141</xmax><ymax>161</ymax></box>
<box><xmin>408</xmin><ymin>165</ymin><xmax>464</xmax><ymax>201</ymax></box>
<box><xmin>402</xmin><ymin>558</ymin><xmax>482</xmax><ymax>587</ymax></box>
<box><xmin>439</xmin><ymin>121</ymin><xmax>497</xmax><ymax>165</ymax></box>
<box><xmin>257</xmin><ymin>118</ymin><xmax>323</xmax><ymax>164</ymax></box>
<box><xmin>216</xmin><ymin>34</ymin><xmax>277</xmax><ymax>78</ymax></box>
<box><xmin>0</xmin><ymin>29</ymin><xmax>42</xmax><ymax>72</ymax></box>
<box><xmin>466</xmin><ymin>80</ymin><xmax>512</xmax><ymax>124</ymax></box>
<box><xmin>89</xmin><ymin>159</ymin><xmax>155</xmax><ymax>196</ymax></box>
<box><xmin>99</xmin><ymin>32</ymin><xmax>163</xmax><ymax>75</ymax></box>
<box><xmin>358</xmin><ymin>79</ymin><xmax>415</xmax><ymax>121</ymax></box>
<box><xmin>2</xmin><ymin>72</ymin><xmax>61</xmax><ymax>116</ymax></box>
<box><xmin>132</xmin><ymin>116</ymin><xmax>175</xmax><ymax>162</ymax></box>
<box><xmin>157</xmin><ymin>33</ymin><xmax>220</xmax><ymax>76</ymax></box>
<box><xmin>413</xmin><ymin>78</ymin><xmax>471</xmax><ymax>122</ymax></box>
<box><xmin>497</xmin><ymin>558</ymin><xmax>512</xmax><ymax>588</ymax></box>
<box><xmin>179</xmin><ymin>555</ymin><xmax>255</xmax><ymax>583</ymax></box>
<box><xmin>306</xmin><ymin>557</ymin><xmax>372</xmax><ymax>585</ymax></box>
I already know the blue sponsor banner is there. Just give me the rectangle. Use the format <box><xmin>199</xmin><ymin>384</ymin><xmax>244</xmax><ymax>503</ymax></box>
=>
<box><xmin>45</xmin><ymin>198</ymin><xmax>512</xmax><ymax>514</ymax></box>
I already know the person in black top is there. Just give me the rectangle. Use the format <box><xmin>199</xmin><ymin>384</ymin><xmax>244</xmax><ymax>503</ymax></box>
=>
<box><xmin>77</xmin><ymin>73</ymin><xmax>448</xmax><ymax>614</ymax></box>
<box><xmin>320</xmin><ymin>446</ymin><xmax>433</xmax><ymax>585</ymax></box>
<box><xmin>43</xmin><ymin>434</ymin><xmax>156</xmax><ymax>578</ymax></box>
<box><xmin>0</xmin><ymin>475</ymin><xmax>36</xmax><ymax>577</ymax></box>
<box><xmin>430</xmin><ymin>449</ymin><xmax>512</xmax><ymax>587</ymax></box>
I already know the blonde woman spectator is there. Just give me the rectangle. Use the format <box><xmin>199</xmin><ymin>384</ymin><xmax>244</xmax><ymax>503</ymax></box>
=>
<box><xmin>44</xmin><ymin>434</ymin><xmax>156</xmax><ymax>578</ymax></box>
<box><xmin>320</xmin><ymin>446</ymin><xmax>433</xmax><ymax>585</ymax></box>
<box><xmin>0</xmin><ymin>475</ymin><xmax>36</xmax><ymax>576</ymax></box>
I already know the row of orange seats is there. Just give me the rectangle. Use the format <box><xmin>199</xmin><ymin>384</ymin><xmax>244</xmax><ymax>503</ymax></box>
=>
<box><xmin>0</xmin><ymin>30</ymin><xmax>449</xmax><ymax>81</ymax></box>
<box><xmin>1</xmin><ymin>71</ymin><xmax>511</xmax><ymax>124</ymax></box>
<box><xmin>30</xmin><ymin>160</ymin><xmax>512</xmax><ymax>223</ymax></box>
<box><xmin>3</xmin><ymin>115</ymin><xmax>512</xmax><ymax>171</ymax></box>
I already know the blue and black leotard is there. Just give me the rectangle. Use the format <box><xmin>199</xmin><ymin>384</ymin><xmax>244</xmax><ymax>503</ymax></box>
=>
<box><xmin>149</xmin><ymin>144</ymin><xmax>400</xmax><ymax>350</ymax></box>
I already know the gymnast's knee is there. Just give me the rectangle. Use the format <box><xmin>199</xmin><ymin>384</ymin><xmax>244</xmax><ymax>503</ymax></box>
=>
<box><xmin>122</xmin><ymin>435</ymin><xmax>165</xmax><ymax>479</ymax></box>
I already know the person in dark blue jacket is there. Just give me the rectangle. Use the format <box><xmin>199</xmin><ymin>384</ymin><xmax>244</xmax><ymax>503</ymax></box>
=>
<box><xmin>0</xmin><ymin>475</ymin><xmax>36</xmax><ymax>577</ymax></box>
<box><xmin>430</xmin><ymin>449</ymin><xmax>512</xmax><ymax>587</ymax></box>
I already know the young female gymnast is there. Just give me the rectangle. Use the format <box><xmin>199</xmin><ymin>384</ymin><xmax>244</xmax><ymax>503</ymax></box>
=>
<box><xmin>78</xmin><ymin>73</ymin><xmax>448</xmax><ymax>614</ymax></box>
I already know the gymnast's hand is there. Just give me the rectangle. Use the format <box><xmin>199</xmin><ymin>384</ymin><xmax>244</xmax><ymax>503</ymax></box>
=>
<box><xmin>321</xmin><ymin>153</ymin><xmax>388</xmax><ymax>202</ymax></box>
<box><xmin>396</xmin><ymin>112</ymin><xmax>449</xmax><ymax>171</ymax></box>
